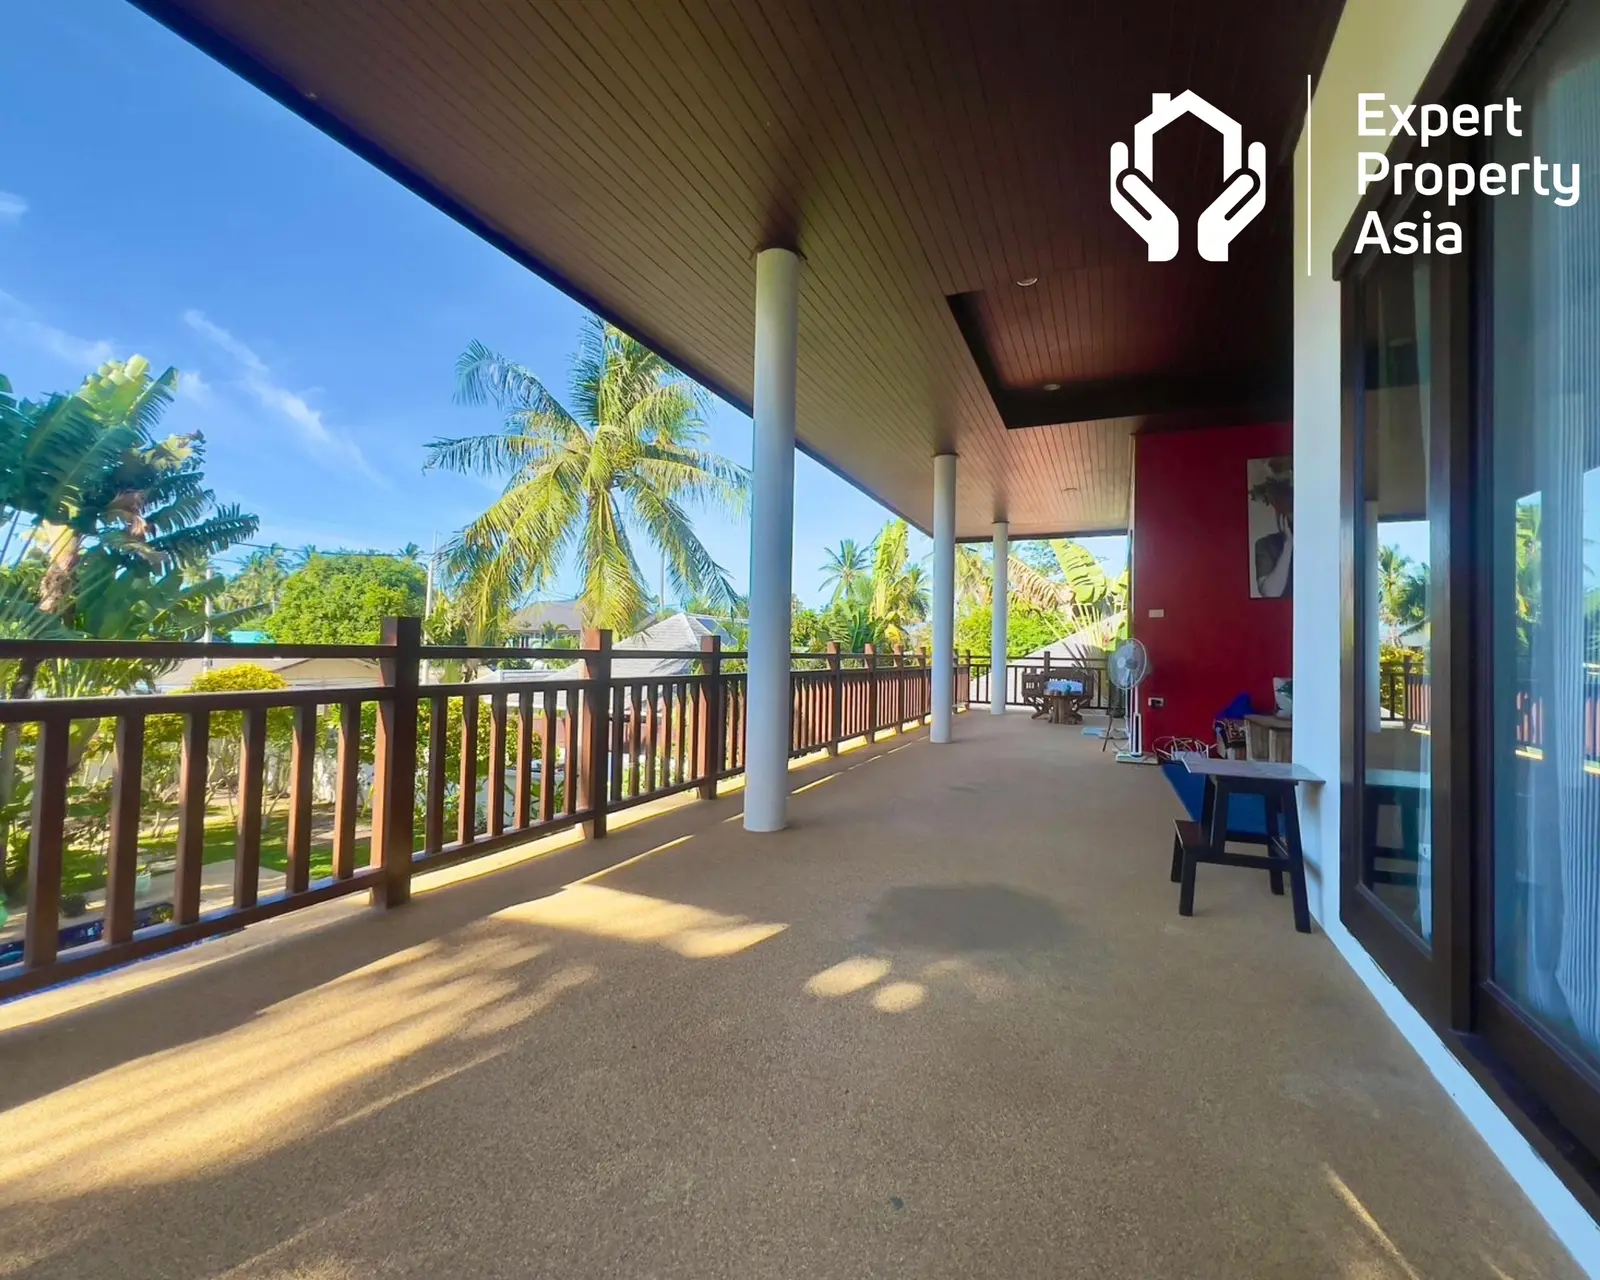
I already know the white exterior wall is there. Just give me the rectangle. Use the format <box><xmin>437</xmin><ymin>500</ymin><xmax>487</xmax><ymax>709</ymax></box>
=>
<box><xmin>1295</xmin><ymin>4</ymin><xmax>1600</xmax><ymax>1266</ymax></box>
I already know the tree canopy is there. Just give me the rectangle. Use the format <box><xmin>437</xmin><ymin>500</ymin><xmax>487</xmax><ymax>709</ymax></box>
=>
<box><xmin>265</xmin><ymin>554</ymin><xmax>425</xmax><ymax>644</ymax></box>
<box><xmin>955</xmin><ymin>601</ymin><xmax>1064</xmax><ymax>659</ymax></box>
<box><xmin>868</xmin><ymin>521</ymin><xmax>929</xmax><ymax>647</ymax></box>
<box><xmin>1</xmin><ymin>357</ymin><xmax>259</xmax><ymax>663</ymax></box>
<box><xmin>0</xmin><ymin>356</ymin><xmax>260</xmax><ymax>895</ymax></box>
<box><xmin>425</xmin><ymin>318</ymin><xmax>747</xmax><ymax>635</ymax></box>
<box><xmin>1377</xmin><ymin>544</ymin><xmax>1428</xmax><ymax>645</ymax></box>
<box><xmin>215</xmin><ymin>544</ymin><xmax>292</xmax><ymax>619</ymax></box>
<box><xmin>820</xmin><ymin>538</ymin><xmax>872</xmax><ymax>607</ymax></box>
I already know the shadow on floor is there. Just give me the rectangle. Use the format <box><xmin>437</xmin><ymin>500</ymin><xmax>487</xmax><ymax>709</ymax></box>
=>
<box><xmin>864</xmin><ymin>884</ymin><xmax>1067</xmax><ymax>954</ymax></box>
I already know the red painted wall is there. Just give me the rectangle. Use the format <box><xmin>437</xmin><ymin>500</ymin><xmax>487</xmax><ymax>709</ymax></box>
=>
<box><xmin>1131</xmin><ymin>422</ymin><xmax>1293</xmax><ymax>747</ymax></box>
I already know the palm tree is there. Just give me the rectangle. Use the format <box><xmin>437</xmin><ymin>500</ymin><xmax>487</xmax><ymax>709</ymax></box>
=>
<box><xmin>425</xmin><ymin>318</ymin><xmax>748</xmax><ymax>635</ymax></box>
<box><xmin>217</xmin><ymin>544</ymin><xmax>291</xmax><ymax>616</ymax></box>
<box><xmin>0</xmin><ymin>358</ymin><xmax>259</xmax><ymax>892</ymax></box>
<box><xmin>1377</xmin><ymin>544</ymin><xmax>1427</xmax><ymax>645</ymax></box>
<box><xmin>0</xmin><ymin>358</ymin><xmax>255</xmax><ymax>677</ymax></box>
<box><xmin>956</xmin><ymin>545</ymin><xmax>993</xmax><ymax>609</ymax></box>
<box><xmin>955</xmin><ymin>538</ymin><xmax>1127</xmax><ymax>644</ymax></box>
<box><xmin>868</xmin><ymin>520</ymin><xmax>930</xmax><ymax>647</ymax></box>
<box><xmin>828</xmin><ymin>601</ymin><xmax>885</xmax><ymax>653</ymax></box>
<box><xmin>820</xmin><ymin>538</ymin><xmax>872</xmax><ymax>606</ymax></box>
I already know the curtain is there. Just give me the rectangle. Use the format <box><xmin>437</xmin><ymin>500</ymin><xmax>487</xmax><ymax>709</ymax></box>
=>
<box><xmin>1515</xmin><ymin>47</ymin><xmax>1600</xmax><ymax>1059</ymax></box>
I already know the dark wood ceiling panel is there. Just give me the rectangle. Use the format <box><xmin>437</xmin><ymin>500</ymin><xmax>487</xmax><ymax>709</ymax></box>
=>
<box><xmin>133</xmin><ymin>0</ymin><xmax>1341</xmax><ymax>539</ymax></box>
<box><xmin>961</xmin><ymin>244</ymin><xmax>1292</xmax><ymax>392</ymax></box>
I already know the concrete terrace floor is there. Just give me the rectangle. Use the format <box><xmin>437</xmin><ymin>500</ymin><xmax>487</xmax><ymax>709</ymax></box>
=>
<box><xmin>0</xmin><ymin>713</ymin><xmax>1582</xmax><ymax>1279</ymax></box>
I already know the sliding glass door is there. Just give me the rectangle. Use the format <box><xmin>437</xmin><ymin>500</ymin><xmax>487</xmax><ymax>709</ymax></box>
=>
<box><xmin>1337</xmin><ymin>0</ymin><xmax>1600</xmax><ymax>1208</ymax></box>
<box><xmin>1341</xmin><ymin>213</ymin><xmax>1462</xmax><ymax>1006</ymax></box>
<box><xmin>1480</xmin><ymin>0</ymin><xmax>1600</xmax><ymax>1158</ymax></box>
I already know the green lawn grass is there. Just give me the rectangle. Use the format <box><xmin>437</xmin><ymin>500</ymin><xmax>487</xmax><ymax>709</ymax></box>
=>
<box><xmin>60</xmin><ymin>805</ymin><xmax>366</xmax><ymax>899</ymax></box>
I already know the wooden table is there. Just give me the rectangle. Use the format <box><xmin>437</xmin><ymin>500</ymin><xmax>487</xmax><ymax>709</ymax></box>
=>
<box><xmin>1243</xmin><ymin>713</ymin><xmax>1293</xmax><ymax>762</ymax></box>
<box><xmin>1173</xmin><ymin>753</ymin><xmax>1324</xmax><ymax>933</ymax></box>
<box><xmin>1045</xmin><ymin>692</ymin><xmax>1084</xmax><ymax>724</ymax></box>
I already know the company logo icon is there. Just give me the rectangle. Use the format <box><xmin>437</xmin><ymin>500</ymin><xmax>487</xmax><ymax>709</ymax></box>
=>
<box><xmin>1110</xmin><ymin>91</ymin><xmax>1266</xmax><ymax>262</ymax></box>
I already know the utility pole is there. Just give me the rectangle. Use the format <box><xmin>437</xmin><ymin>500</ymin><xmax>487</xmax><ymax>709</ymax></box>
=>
<box><xmin>421</xmin><ymin>531</ymin><xmax>438</xmax><ymax>685</ymax></box>
<box><xmin>424</xmin><ymin>531</ymin><xmax>438</xmax><ymax>618</ymax></box>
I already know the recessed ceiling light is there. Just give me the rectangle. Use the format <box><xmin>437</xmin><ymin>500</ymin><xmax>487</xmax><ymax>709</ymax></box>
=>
<box><xmin>1015</xmin><ymin>276</ymin><xmax>1038</xmax><ymax>287</ymax></box>
<box><xmin>1042</xmin><ymin>382</ymin><xmax>1061</xmax><ymax>391</ymax></box>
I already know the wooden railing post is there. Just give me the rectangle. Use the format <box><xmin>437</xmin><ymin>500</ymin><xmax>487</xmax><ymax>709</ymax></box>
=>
<box><xmin>370</xmin><ymin>615</ymin><xmax>421</xmax><ymax>909</ymax></box>
<box><xmin>235</xmin><ymin>708</ymin><xmax>266</xmax><ymax>909</ymax></box>
<box><xmin>105</xmin><ymin>714</ymin><xmax>145</xmax><ymax>946</ymax></box>
<box><xmin>892</xmin><ymin>647</ymin><xmax>905</xmax><ymax>733</ymax></box>
<box><xmin>697</xmin><ymin>634</ymin><xmax>724</xmax><ymax>798</ymax></box>
<box><xmin>174</xmin><ymin>710</ymin><xmax>209</xmax><ymax>925</ymax></box>
<box><xmin>864</xmin><ymin>643</ymin><xmax>878</xmax><ymax>743</ymax></box>
<box><xmin>22</xmin><ymin>715</ymin><xmax>69</xmax><ymax>969</ymax></box>
<box><xmin>825</xmin><ymin>641</ymin><xmax>843</xmax><ymax>756</ymax></box>
<box><xmin>961</xmin><ymin>650</ymin><xmax>971</xmax><ymax>711</ymax></box>
<box><xmin>921</xmin><ymin>648</ymin><xmax>931</xmax><ymax>723</ymax></box>
<box><xmin>581</xmin><ymin>628</ymin><xmax>612</xmax><ymax>838</ymax></box>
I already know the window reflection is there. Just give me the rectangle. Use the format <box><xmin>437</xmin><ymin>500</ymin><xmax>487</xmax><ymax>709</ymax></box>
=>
<box><xmin>1359</xmin><ymin>257</ymin><xmax>1433</xmax><ymax>943</ymax></box>
<box><xmin>1489</xmin><ymin>0</ymin><xmax>1600</xmax><ymax>1072</ymax></box>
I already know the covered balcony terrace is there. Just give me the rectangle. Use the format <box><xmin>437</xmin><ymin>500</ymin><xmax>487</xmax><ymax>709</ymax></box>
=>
<box><xmin>0</xmin><ymin>711</ymin><xmax>1578</xmax><ymax>1278</ymax></box>
<box><xmin>3</xmin><ymin>0</ymin><xmax>1595</xmax><ymax>1268</ymax></box>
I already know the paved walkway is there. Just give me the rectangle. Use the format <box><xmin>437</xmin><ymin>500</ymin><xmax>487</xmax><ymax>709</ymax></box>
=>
<box><xmin>0</xmin><ymin>714</ymin><xmax>1581</xmax><ymax>1277</ymax></box>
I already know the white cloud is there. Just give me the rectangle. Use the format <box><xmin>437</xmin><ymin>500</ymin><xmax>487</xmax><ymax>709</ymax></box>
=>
<box><xmin>0</xmin><ymin>289</ymin><xmax>114</xmax><ymax>368</ymax></box>
<box><xmin>177</xmin><ymin>367</ymin><xmax>213</xmax><ymax>405</ymax></box>
<box><xmin>183</xmin><ymin>309</ymin><xmax>266</xmax><ymax>373</ymax></box>
<box><xmin>0</xmin><ymin>192</ymin><xmax>26</xmax><ymax>221</ymax></box>
<box><xmin>183</xmin><ymin>309</ymin><xmax>383</xmax><ymax>484</ymax></box>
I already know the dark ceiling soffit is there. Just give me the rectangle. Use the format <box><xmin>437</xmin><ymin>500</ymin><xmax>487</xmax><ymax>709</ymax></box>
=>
<box><xmin>1005</xmin><ymin>374</ymin><xmax>1290</xmax><ymax>429</ymax></box>
<box><xmin>125</xmin><ymin>0</ymin><xmax>929</xmax><ymax>535</ymax></box>
<box><xmin>948</xmin><ymin>291</ymin><xmax>1289</xmax><ymax>429</ymax></box>
<box><xmin>945</xmin><ymin>290</ymin><xmax>1007</xmax><ymax>401</ymax></box>
<box><xmin>1129</xmin><ymin>401</ymin><xmax>1293</xmax><ymax>435</ymax></box>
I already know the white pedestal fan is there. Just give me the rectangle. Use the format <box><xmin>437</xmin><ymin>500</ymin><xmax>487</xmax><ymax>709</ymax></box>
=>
<box><xmin>1107</xmin><ymin>638</ymin><xmax>1158</xmax><ymax>765</ymax></box>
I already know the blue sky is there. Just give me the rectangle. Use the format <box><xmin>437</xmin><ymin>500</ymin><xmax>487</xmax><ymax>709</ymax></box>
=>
<box><xmin>1</xmin><ymin>0</ymin><xmax>1123</xmax><ymax>607</ymax></box>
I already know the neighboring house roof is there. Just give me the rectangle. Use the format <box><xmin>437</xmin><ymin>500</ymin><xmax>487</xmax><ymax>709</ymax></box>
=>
<box><xmin>1023</xmin><ymin>611</ymin><xmax>1126</xmax><ymax>662</ymax></box>
<box><xmin>481</xmin><ymin>613</ymin><xmax>734</xmax><ymax>700</ymax></box>
<box><xmin>509</xmin><ymin>599</ymin><xmax>584</xmax><ymax>634</ymax></box>
<box><xmin>611</xmin><ymin>612</ymin><xmax>735</xmax><ymax>680</ymax></box>
<box><xmin>153</xmin><ymin>655</ymin><xmax>381</xmax><ymax>691</ymax></box>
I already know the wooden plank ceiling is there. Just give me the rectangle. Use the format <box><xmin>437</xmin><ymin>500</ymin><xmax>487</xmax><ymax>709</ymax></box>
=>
<box><xmin>135</xmin><ymin>0</ymin><xmax>1341</xmax><ymax>538</ymax></box>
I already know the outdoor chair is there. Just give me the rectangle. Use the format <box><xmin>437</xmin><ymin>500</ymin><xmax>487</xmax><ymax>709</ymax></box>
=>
<box><xmin>1020</xmin><ymin>668</ymin><xmax>1050</xmax><ymax>718</ymax></box>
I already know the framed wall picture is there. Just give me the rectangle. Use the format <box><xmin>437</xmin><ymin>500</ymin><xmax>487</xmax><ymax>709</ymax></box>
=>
<box><xmin>1248</xmin><ymin>455</ymin><xmax>1294</xmax><ymax>598</ymax></box>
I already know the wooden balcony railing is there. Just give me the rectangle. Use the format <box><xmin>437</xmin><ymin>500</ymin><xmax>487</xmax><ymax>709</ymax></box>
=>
<box><xmin>965</xmin><ymin>655</ymin><xmax>1114</xmax><ymax>711</ymax></box>
<box><xmin>0</xmin><ymin>623</ymin><xmax>970</xmax><ymax>999</ymax></box>
<box><xmin>1381</xmin><ymin>661</ymin><xmax>1600</xmax><ymax>769</ymax></box>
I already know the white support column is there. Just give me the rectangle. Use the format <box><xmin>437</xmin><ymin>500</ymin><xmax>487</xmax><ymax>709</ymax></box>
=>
<box><xmin>991</xmin><ymin>520</ymin><xmax>1008</xmax><ymax>714</ymax></box>
<box><xmin>930</xmin><ymin>452</ymin><xmax>958</xmax><ymax>744</ymax></box>
<box><xmin>745</xmin><ymin>247</ymin><xmax>801</xmax><ymax>833</ymax></box>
